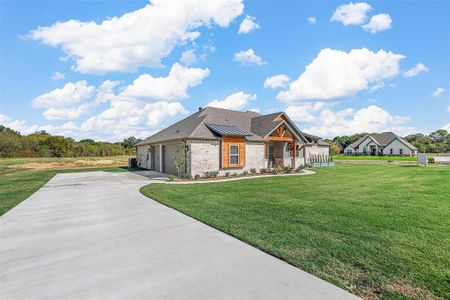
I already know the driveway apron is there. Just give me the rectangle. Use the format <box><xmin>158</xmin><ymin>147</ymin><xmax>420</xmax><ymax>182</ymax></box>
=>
<box><xmin>0</xmin><ymin>171</ymin><xmax>358</xmax><ymax>299</ymax></box>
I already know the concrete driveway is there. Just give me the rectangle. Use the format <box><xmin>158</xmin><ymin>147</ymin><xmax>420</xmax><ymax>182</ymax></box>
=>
<box><xmin>0</xmin><ymin>171</ymin><xmax>358</xmax><ymax>299</ymax></box>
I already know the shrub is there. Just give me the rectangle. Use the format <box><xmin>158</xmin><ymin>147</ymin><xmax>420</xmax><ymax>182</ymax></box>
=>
<box><xmin>181</xmin><ymin>173</ymin><xmax>192</xmax><ymax>180</ymax></box>
<box><xmin>259</xmin><ymin>168</ymin><xmax>267</xmax><ymax>174</ymax></box>
<box><xmin>194</xmin><ymin>174</ymin><xmax>200</xmax><ymax>180</ymax></box>
<box><xmin>233</xmin><ymin>172</ymin><xmax>238</xmax><ymax>177</ymax></box>
<box><xmin>168</xmin><ymin>175</ymin><xmax>176</xmax><ymax>181</ymax></box>
<box><xmin>295</xmin><ymin>166</ymin><xmax>303</xmax><ymax>173</ymax></box>
<box><xmin>225</xmin><ymin>172</ymin><xmax>230</xmax><ymax>177</ymax></box>
<box><xmin>272</xmin><ymin>165</ymin><xmax>283</xmax><ymax>175</ymax></box>
<box><xmin>243</xmin><ymin>170</ymin><xmax>248</xmax><ymax>176</ymax></box>
<box><xmin>211</xmin><ymin>171</ymin><xmax>219</xmax><ymax>178</ymax></box>
<box><xmin>249</xmin><ymin>168</ymin><xmax>257</xmax><ymax>175</ymax></box>
<box><xmin>284</xmin><ymin>166</ymin><xmax>293</xmax><ymax>173</ymax></box>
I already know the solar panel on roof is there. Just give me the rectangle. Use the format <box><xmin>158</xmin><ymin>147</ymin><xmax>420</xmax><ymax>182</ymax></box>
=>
<box><xmin>205</xmin><ymin>123</ymin><xmax>252</xmax><ymax>137</ymax></box>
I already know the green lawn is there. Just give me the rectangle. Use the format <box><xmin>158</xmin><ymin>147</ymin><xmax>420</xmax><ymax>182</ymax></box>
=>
<box><xmin>333</xmin><ymin>155</ymin><xmax>417</xmax><ymax>161</ymax></box>
<box><xmin>141</xmin><ymin>164</ymin><xmax>450</xmax><ymax>299</ymax></box>
<box><xmin>0</xmin><ymin>156</ymin><xmax>132</xmax><ymax>216</ymax></box>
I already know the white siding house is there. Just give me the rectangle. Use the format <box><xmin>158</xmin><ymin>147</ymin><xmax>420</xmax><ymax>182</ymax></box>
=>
<box><xmin>343</xmin><ymin>132</ymin><xmax>418</xmax><ymax>157</ymax></box>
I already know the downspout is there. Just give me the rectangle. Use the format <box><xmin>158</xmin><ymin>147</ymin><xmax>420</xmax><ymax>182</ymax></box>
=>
<box><xmin>184</xmin><ymin>139</ymin><xmax>187</xmax><ymax>174</ymax></box>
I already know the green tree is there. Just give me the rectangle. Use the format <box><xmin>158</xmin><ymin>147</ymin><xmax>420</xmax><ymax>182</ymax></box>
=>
<box><xmin>172</xmin><ymin>149</ymin><xmax>186</xmax><ymax>179</ymax></box>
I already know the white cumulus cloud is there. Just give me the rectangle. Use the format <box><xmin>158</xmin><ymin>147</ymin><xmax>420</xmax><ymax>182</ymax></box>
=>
<box><xmin>180</xmin><ymin>49</ymin><xmax>198</xmax><ymax>66</ymax></box>
<box><xmin>29</xmin><ymin>0</ymin><xmax>244</xmax><ymax>74</ymax></box>
<box><xmin>307</xmin><ymin>16</ymin><xmax>317</xmax><ymax>24</ymax></box>
<box><xmin>303</xmin><ymin>105</ymin><xmax>415</xmax><ymax>138</ymax></box>
<box><xmin>238</xmin><ymin>15</ymin><xmax>261</xmax><ymax>34</ymax></box>
<box><xmin>233</xmin><ymin>49</ymin><xmax>266</xmax><ymax>65</ymax></box>
<box><xmin>119</xmin><ymin>63</ymin><xmax>209</xmax><ymax>101</ymax></box>
<box><xmin>441</xmin><ymin>123</ymin><xmax>450</xmax><ymax>131</ymax></box>
<box><xmin>207</xmin><ymin>91</ymin><xmax>256</xmax><ymax>110</ymax></box>
<box><xmin>51</xmin><ymin>72</ymin><xmax>65</xmax><ymax>80</ymax></box>
<box><xmin>0</xmin><ymin>114</ymin><xmax>11</xmax><ymax>123</ymax></box>
<box><xmin>432</xmin><ymin>87</ymin><xmax>445</xmax><ymax>97</ymax></box>
<box><xmin>33</xmin><ymin>80</ymin><xmax>120</xmax><ymax>120</ymax></box>
<box><xmin>277</xmin><ymin>48</ymin><xmax>404</xmax><ymax>101</ymax></box>
<box><xmin>0</xmin><ymin>114</ymin><xmax>81</xmax><ymax>137</ymax></box>
<box><xmin>264</xmin><ymin>74</ymin><xmax>290</xmax><ymax>89</ymax></box>
<box><xmin>285</xmin><ymin>102</ymin><xmax>331</xmax><ymax>123</ymax></box>
<box><xmin>77</xmin><ymin>64</ymin><xmax>208</xmax><ymax>140</ymax></box>
<box><xmin>331</xmin><ymin>2</ymin><xmax>372</xmax><ymax>25</ymax></box>
<box><xmin>33</xmin><ymin>81</ymin><xmax>95</xmax><ymax>109</ymax></box>
<box><xmin>362</xmin><ymin>13</ymin><xmax>392</xmax><ymax>33</ymax></box>
<box><xmin>403</xmin><ymin>63</ymin><xmax>429</xmax><ymax>78</ymax></box>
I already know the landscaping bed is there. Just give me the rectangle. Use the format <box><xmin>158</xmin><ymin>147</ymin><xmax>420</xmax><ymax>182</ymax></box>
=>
<box><xmin>167</xmin><ymin>166</ymin><xmax>306</xmax><ymax>181</ymax></box>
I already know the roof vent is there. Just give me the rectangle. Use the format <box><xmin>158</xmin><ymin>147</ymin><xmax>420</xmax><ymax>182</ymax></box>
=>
<box><xmin>198</xmin><ymin>107</ymin><xmax>202</xmax><ymax>112</ymax></box>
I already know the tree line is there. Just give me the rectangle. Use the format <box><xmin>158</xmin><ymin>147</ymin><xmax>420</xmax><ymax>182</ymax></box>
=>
<box><xmin>0</xmin><ymin>125</ymin><xmax>142</xmax><ymax>158</ymax></box>
<box><xmin>328</xmin><ymin>129</ymin><xmax>450</xmax><ymax>154</ymax></box>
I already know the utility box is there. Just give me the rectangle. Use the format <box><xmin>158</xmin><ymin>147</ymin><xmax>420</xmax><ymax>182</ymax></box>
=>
<box><xmin>128</xmin><ymin>158</ymin><xmax>137</xmax><ymax>168</ymax></box>
<box><xmin>417</xmin><ymin>153</ymin><xmax>427</xmax><ymax>166</ymax></box>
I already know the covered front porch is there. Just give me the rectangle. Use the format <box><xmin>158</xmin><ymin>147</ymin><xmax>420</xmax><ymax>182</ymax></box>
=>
<box><xmin>266</xmin><ymin>141</ymin><xmax>305</xmax><ymax>169</ymax></box>
<box><xmin>265</xmin><ymin>123</ymin><xmax>305</xmax><ymax>169</ymax></box>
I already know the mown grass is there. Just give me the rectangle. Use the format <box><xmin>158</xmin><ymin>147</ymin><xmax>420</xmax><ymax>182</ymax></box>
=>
<box><xmin>0</xmin><ymin>156</ymin><xmax>132</xmax><ymax>216</ymax></box>
<box><xmin>333</xmin><ymin>155</ymin><xmax>417</xmax><ymax>161</ymax></box>
<box><xmin>141</xmin><ymin>164</ymin><xmax>450</xmax><ymax>299</ymax></box>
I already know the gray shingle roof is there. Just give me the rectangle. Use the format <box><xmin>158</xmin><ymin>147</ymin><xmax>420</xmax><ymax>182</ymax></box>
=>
<box><xmin>301</xmin><ymin>131</ymin><xmax>330</xmax><ymax>146</ymax></box>
<box><xmin>137</xmin><ymin>107</ymin><xmax>264</xmax><ymax>145</ymax></box>
<box><xmin>250</xmin><ymin>112</ymin><xmax>284</xmax><ymax>138</ymax></box>
<box><xmin>137</xmin><ymin>106</ymin><xmax>312</xmax><ymax>146</ymax></box>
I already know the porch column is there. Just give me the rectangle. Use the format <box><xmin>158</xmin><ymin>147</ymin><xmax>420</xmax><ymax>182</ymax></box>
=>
<box><xmin>292</xmin><ymin>139</ymin><xmax>296</xmax><ymax>168</ymax></box>
<box><xmin>159</xmin><ymin>144</ymin><xmax>163</xmax><ymax>172</ymax></box>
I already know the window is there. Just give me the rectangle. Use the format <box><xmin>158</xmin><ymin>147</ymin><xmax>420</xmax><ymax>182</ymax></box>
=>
<box><xmin>390</xmin><ymin>148</ymin><xmax>393</xmax><ymax>155</ymax></box>
<box><xmin>229</xmin><ymin>145</ymin><xmax>239</xmax><ymax>165</ymax></box>
<box><xmin>400</xmin><ymin>149</ymin><xmax>403</xmax><ymax>155</ymax></box>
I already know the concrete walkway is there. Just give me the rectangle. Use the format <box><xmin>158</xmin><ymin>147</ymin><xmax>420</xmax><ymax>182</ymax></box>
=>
<box><xmin>0</xmin><ymin>171</ymin><xmax>358</xmax><ymax>300</ymax></box>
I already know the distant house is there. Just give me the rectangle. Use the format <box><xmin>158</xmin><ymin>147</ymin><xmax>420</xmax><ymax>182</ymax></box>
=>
<box><xmin>136</xmin><ymin>107</ymin><xmax>330</xmax><ymax>175</ymax></box>
<box><xmin>343</xmin><ymin>132</ymin><xmax>418</xmax><ymax>156</ymax></box>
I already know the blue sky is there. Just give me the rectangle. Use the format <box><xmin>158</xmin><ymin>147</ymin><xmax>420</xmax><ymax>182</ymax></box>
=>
<box><xmin>1</xmin><ymin>0</ymin><xmax>449</xmax><ymax>141</ymax></box>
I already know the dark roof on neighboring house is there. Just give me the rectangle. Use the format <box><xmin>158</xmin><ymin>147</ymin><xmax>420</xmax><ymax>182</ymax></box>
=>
<box><xmin>348</xmin><ymin>132</ymin><xmax>417</xmax><ymax>150</ymax></box>
<box><xmin>300</xmin><ymin>131</ymin><xmax>330</xmax><ymax>146</ymax></box>
<box><xmin>137</xmin><ymin>107</ymin><xmax>311</xmax><ymax>146</ymax></box>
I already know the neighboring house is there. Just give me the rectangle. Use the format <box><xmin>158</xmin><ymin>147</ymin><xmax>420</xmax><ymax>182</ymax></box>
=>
<box><xmin>343</xmin><ymin>132</ymin><xmax>418</xmax><ymax>156</ymax></box>
<box><xmin>136</xmin><ymin>107</ymin><xmax>330</xmax><ymax>175</ymax></box>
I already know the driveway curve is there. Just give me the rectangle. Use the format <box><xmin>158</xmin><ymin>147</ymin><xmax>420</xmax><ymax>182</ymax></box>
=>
<box><xmin>0</xmin><ymin>171</ymin><xmax>358</xmax><ymax>299</ymax></box>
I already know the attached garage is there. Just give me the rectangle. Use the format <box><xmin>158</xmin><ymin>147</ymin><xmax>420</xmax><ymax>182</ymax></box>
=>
<box><xmin>163</xmin><ymin>143</ymin><xmax>185</xmax><ymax>175</ymax></box>
<box><xmin>153</xmin><ymin>146</ymin><xmax>161</xmax><ymax>172</ymax></box>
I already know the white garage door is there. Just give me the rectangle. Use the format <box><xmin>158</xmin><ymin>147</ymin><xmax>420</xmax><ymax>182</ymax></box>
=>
<box><xmin>163</xmin><ymin>143</ymin><xmax>184</xmax><ymax>175</ymax></box>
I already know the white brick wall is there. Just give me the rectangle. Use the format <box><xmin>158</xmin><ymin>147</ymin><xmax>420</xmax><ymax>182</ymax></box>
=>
<box><xmin>136</xmin><ymin>145</ymin><xmax>151</xmax><ymax>169</ymax></box>
<box><xmin>188</xmin><ymin>140</ymin><xmax>220</xmax><ymax>176</ymax></box>
<box><xmin>245</xmin><ymin>143</ymin><xmax>265</xmax><ymax>171</ymax></box>
<box><xmin>305</xmin><ymin>145</ymin><xmax>330</xmax><ymax>162</ymax></box>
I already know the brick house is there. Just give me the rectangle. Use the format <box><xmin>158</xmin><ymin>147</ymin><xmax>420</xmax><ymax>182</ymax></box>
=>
<box><xmin>136</xmin><ymin>107</ymin><xmax>330</xmax><ymax>176</ymax></box>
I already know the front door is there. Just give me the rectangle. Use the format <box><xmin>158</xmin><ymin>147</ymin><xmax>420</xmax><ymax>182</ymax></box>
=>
<box><xmin>371</xmin><ymin>147</ymin><xmax>376</xmax><ymax>156</ymax></box>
